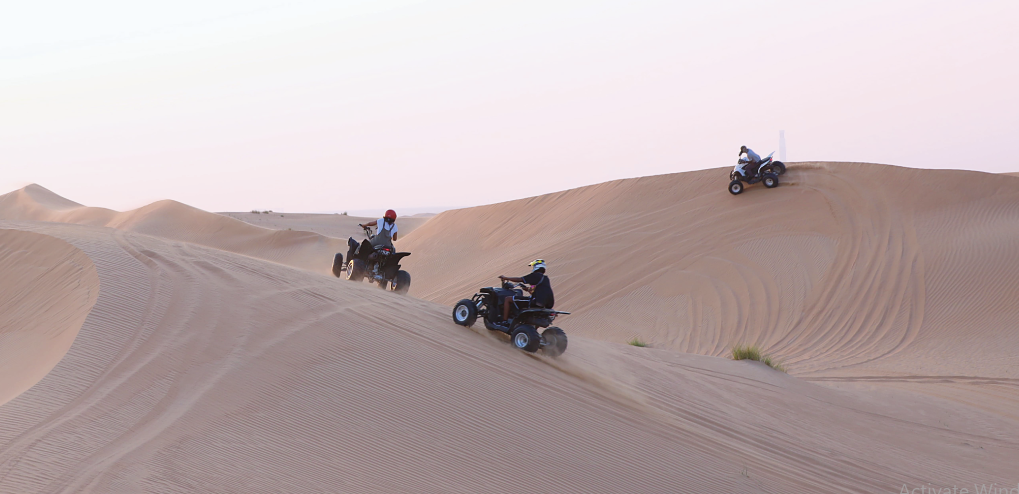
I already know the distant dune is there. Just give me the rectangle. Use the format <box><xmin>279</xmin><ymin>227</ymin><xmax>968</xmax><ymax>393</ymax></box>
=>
<box><xmin>219</xmin><ymin>211</ymin><xmax>430</xmax><ymax>240</ymax></box>
<box><xmin>0</xmin><ymin>164</ymin><xmax>1017</xmax><ymax>492</ymax></box>
<box><xmin>0</xmin><ymin>185</ymin><xmax>352</xmax><ymax>273</ymax></box>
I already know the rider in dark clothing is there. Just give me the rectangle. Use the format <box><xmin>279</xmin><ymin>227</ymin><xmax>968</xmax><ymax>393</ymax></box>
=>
<box><xmin>497</xmin><ymin>259</ymin><xmax>554</xmax><ymax>326</ymax></box>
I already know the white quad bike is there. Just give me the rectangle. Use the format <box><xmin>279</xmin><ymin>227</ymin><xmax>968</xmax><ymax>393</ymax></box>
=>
<box><xmin>728</xmin><ymin>152</ymin><xmax>786</xmax><ymax>195</ymax></box>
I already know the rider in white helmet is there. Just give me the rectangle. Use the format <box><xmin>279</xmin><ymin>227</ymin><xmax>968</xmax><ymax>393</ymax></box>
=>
<box><xmin>497</xmin><ymin>259</ymin><xmax>555</xmax><ymax>327</ymax></box>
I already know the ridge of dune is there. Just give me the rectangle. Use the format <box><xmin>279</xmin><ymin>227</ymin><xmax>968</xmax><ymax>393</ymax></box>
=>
<box><xmin>0</xmin><ymin>229</ymin><xmax>99</xmax><ymax>406</ymax></box>
<box><xmin>0</xmin><ymin>185</ymin><xmax>349</xmax><ymax>273</ymax></box>
<box><xmin>0</xmin><ymin>219</ymin><xmax>1014</xmax><ymax>492</ymax></box>
<box><xmin>400</xmin><ymin>162</ymin><xmax>1019</xmax><ymax>385</ymax></box>
<box><xmin>218</xmin><ymin>211</ymin><xmax>431</xmax><ymax>240</ymax></box>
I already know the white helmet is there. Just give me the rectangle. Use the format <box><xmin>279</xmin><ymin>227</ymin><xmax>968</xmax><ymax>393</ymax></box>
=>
<box><xmin>528</xmin><ymin>259</ymin><xmax>546</xmax><ymax>272</ymax></box>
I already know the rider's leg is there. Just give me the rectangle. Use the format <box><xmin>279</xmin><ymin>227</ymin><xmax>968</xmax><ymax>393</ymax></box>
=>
<box><xmin>346</xmin><ymin>238</ymin><xmax>358</xmax><ymax>262</ymax></box>
<box><xmin>503</xmin><ymin>296</ymin><xmax>513</xmax><ymax>322</ymax></box>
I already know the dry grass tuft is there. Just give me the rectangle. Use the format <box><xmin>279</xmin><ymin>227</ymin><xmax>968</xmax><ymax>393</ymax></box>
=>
<box><xmin>731</xmin><ymin>344</ymin><xmax>786</xmax><ymax>372</ymax></box>
<box><xmin>627</xmin><ymin>337</ymin><xmax>649</xmax><ymax>348</ymax></box>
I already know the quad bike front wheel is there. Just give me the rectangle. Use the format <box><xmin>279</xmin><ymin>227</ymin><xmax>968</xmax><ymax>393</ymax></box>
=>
<box><xmin>511</xmin><ymin>325</ymin><xmax>542</xmax><ymax>353</ymax></box>
<box><xmin>762</xmin><ymin>173</ymin><xmax>779</xmax><ymax>189</ymax></box>
<box><xmin>391</xmin><ymin>270</ymin><xmax>411</xmax><ymax>295</ymax></box>
<box><xmin>541</xmin><ymin>327</ymin><xmax>568</xmax><ymax>357</ymax></box>
<box><xmin>452</xmin><ymin>299</ymin><xmax>478</xmax><ymax>327</ymax></box>
<box><xmin>346</xmin><ymin>259</ymin><xmax>366</xmax><ymax>281</ymax></box>
<box><xmin>728</xmin><ymin>179</ymin><xmax>744</xmax><ymax>195</ymax></box>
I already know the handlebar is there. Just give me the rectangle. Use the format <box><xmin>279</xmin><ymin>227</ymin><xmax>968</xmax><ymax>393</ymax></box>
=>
<box><xmin>358</xmin><ymin>224</ymin><xmax>374</xmax><ymax>240</ymax></box>
<box><xmin>500</xmin><ymin>280</ymin><xmax>532</xmax><ymax>292</ymax></box>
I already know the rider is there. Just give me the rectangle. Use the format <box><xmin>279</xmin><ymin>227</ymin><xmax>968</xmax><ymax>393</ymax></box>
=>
<box><xmin>496</xmin><ymin>259</ymin><xmax>555</xmax><ymax>328</ymax></box>
<box><xmin>359</xmin><ymin>209</ymin><xmax>399</xmax><ymax>250</ymax></box>
<box><xmin>737</xmin><ymin>145</ymin><xmax>762</xmax><ymax>178</ymax></box>
<box><xmin>347</xmin><ymin>209</ymin><xmax>399</xmax><ymax>266</ymax></box>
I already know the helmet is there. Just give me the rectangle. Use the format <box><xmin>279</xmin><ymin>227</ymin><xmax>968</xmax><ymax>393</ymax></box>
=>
<box><xmin>384</xmin><ymin>209</ymin><xmax>397</xmax><ymax>221</ymax></box>
<box><xmin>740</xmin><ymin>145</ymin><xmax>748</xmax><ymax>155</ymax></box>
<box><xmin>528</xmin><ymin>259</ymin><xmax>546</xmax><ymax>272</ymax></box>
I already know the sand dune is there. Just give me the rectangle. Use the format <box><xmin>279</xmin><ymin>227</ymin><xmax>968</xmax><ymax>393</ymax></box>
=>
<box><xmin>0</xmin><ymin>219</ymin><xmax>1014</xmax><ymax>492</ymax></box>
<box><xmin>400</xmin><ymin>163</ymin><xmax>1019</xmax><ymax>382</ymax></box>
<box><xmin>1</xmin><ymin>163</ymin><xmax>1018</xmax><ymax>492</ymax></box>
<box><xmin>0</xmin><ymin>229</ymin><xmax>98</xmax><ymax>406</ymax></box>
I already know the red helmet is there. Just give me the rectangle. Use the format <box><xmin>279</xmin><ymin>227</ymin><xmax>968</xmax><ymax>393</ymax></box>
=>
<box><xmin>384</xmin><ymin>209</ymin><xmax>397</xmax><ymax>221</ymax></box>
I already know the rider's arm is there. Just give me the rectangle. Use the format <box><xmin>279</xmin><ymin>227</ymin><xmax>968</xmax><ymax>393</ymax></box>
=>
<box><xmin>392</xmin><ymin>232</ymin><xmax>398</xmax><ymax>241</ymax></box>
<box><xmin>360</xmin><ymin>220</ymin><xmax>378</xmax><ymax>227</ymax></box>
<box><xmin>499</xmin><ymin>276</ymin><xmax>524</xmax><ymax>283</ymax></box>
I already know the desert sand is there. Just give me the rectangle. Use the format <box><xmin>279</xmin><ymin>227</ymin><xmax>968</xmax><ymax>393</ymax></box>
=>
<box><xmin>0</xmin><ymin>164</ymin><xmax>1017</xmax><ymax>493</ymax></box>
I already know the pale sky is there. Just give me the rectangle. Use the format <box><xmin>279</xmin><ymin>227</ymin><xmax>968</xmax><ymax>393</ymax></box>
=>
<box><xmin>2</xmin><ymin>0</ymin><xmax>1016</xmax><ymax>213</ymax></box>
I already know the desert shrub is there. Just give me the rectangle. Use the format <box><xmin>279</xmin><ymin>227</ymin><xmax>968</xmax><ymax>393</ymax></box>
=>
<box><xmin>627</xmin><ymin>337</ymin><xmax>648</xmax><ymax>347</ymax></box>
<box><xmin>731</xmin><ymin>344</ymin><xmax>786</xmax><ymax>372</ymax></box>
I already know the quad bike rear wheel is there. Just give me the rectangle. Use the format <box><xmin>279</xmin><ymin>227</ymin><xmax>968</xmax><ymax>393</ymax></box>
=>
<box><xmin>452</xmin><ymin>299</ymin><xmax>478</xmax><ymax>327</ymax></box>
<box><xmin>762</xmin><ymin>173</ymin><xmax>779</xmax><ymax>189</ymax></box>
<box><xmin>391</xmin><ymin>270</ymin><xmax>411</xmax><ymax>295</ymax></box>
<box><xmin>331</xmin><ymin>253</ymin><xmax>344</xmax><ymax>278</ymax></box>
<box><xmin>728</xmin><ymin>179</ymin><xmax>744</xmax><ymax>195</ymax></box>
<box><xmin>511</xmin><ymin>325</ymin><xmax>542</xmax><ymax>353</ymax></box>
<box><xmin>346</xmin><ymin>259</ymin><xmax>366</xmax><ymax>281</ymax></box>
<box><xmin>772</xmin><ymin>161</ymin><xmax>786</xmax><ymax>175</ymax></box>
<box><xmin>541</xmin><ymin>326</ymin><xmax>568</xmax><ymax>357</ymax></box>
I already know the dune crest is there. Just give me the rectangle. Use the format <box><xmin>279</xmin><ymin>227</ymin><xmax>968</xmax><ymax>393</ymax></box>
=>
<box><xmin>219</xmin><ymin>211</ymin><xmax>431</xmax><ymax>240</ymax></box>
<box><xmin>0</xmin><ymin>229</ymin><xmax>99</xmax><ymax>406</ymax></box>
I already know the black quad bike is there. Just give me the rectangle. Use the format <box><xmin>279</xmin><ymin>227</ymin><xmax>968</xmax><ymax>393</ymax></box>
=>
<box><xmin>331</xmin><ymin>225</ymin><xmax>411</xmax><ymax>294</ymax></box>
<box><xmin>728</xmin><ymin>151</ymin><xmax>786</xmax><ymax>195</ymax></box>
<box><xmin>451</xmin><ymin>281</ymin><xmax>570</xmax><ymax>357</ymax></box>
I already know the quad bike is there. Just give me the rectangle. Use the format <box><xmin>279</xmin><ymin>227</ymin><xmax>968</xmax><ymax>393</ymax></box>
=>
<box><xmin>728</xmin><ymin>151</ymin><xmax>786</xmax><ymax>195</ymax></box>
<box><xmin>331</xmin><ymin>225</ymin><xmax>412</xmax><ymax>294</ymax></box>
<box><xmin>451</xmin><ymin>280</ymin><xmax>570</xmax><ymax>357</ymax></box>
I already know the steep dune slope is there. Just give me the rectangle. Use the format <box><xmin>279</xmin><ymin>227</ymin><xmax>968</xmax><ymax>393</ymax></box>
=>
<box><xmin>0</xmin><ymin>220</ymin><xmax>1014</xmax><ymax>493</ymax></box>
<box><xmin>400</xmin><ymin>163</ymin><xmax>1019</xmax><ymax>382</ymax></box>
<box><xmin>0</xmin><ymin>229</ymin><xmax>99</xmax><ymax>406</ymax></box>
<box><xmin>0</xmin><ymin>185</ymin><xmax>347</xmax><ymax>273</ymax></box>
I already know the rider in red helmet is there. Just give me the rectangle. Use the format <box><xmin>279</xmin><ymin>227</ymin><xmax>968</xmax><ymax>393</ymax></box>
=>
<box><xmin>358</xmin><ymin>209</ymin><xmax>399</xmax><ymax>250</ymax></box>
